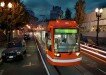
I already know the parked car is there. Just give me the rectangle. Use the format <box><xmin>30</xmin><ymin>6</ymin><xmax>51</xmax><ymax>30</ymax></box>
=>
<box><xmin>1</xmin><ymin>39</ymin><xmax>26</xmax><ymax>62</ymax></box>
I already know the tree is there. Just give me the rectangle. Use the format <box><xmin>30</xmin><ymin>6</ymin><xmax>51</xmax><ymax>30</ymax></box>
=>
<box><xmin>0</xmin><ymin>0</ymin><xmax>31</xmax><ymax>42</ymax></box>
<box><xmin>65</xmin><ymin>8</ymin><xmax>72</xmax><ymax>19</ymax></box>
<box><xmin>75</xmin><ymin>0</ymin><xmax>85</xmax><ymax>26</ymax></box>
<box><xmin>0</xmin><ymin>1</ymin><xmax>29</xmax><ymax>29</ymax></box>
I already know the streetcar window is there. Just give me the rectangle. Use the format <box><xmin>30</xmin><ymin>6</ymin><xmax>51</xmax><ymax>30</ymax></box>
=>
<box><xmin>46</xmin><ymin>32</ymin><xmax>52</xmax><ymax>51</ymax></box>
<box><xmin>54</xmin><ymin>29</ymin><xmax>79</xmax><ymax>53</ymax></box>
<box><xmin>55</xmin><ymin>29</ymin><xmax>77</xmax><ymax>34</ymax></box>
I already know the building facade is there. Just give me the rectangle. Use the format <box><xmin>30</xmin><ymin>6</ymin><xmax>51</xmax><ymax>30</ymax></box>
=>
<box><xmin>82</xmin><ymin>8</ymin><xmax>106</xmax><ymax>45</ymax></box>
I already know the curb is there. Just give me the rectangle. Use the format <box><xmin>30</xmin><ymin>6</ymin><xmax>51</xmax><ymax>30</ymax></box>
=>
<box><xmin>0</xmin><ymin>48</ymin><xmax>6</xmax><ymax>65</ymax></box>
<box><xmin>0</xmin><ymin>58</ymin><xmax>3</xmax><ymax>65</ymax></box>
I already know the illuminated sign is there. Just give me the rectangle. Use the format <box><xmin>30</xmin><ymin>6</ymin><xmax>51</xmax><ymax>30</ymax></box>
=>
<box><xmin>55</xmin><ymin>29</ymin><xmax>77</xmax><ymax>33</ymax></box>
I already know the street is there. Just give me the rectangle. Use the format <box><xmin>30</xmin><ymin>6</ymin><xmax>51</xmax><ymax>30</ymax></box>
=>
<box><xmin>0</xmin><ymin>0</ymin><xmax>106</xmax><ymax>75</ymax></box>
<box><xmin>37</xmin><ymin>36</ymin><xmax>106</xmax><ymax>75</ymax></box>
<box><xmin>0</xmin><ymin>38</ymin><xmax>47</xmax><ymax>75</ymax></box>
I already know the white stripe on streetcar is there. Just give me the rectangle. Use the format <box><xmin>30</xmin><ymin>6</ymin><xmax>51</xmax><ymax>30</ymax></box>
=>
<box><xmin>47</xmin><ymin>54</ymin><xmax>82</xmax><ymax>63</ymax></box>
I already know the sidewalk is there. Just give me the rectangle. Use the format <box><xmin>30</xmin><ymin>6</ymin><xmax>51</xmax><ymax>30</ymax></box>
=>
<box><xmin>0</xmin><ymin>41</ymin><xmax>6</xmax><ymax>63</ymax></box>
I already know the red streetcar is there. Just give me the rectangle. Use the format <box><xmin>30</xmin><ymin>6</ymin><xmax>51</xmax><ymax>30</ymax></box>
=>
<box><xmin>45</xmin><ymin>20</ymin><xmax>82</xmax><ymax>66</ymax></box>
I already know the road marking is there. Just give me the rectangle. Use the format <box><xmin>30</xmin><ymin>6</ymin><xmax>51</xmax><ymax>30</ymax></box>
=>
<box><xmin>97</xmin><ymin>68</ymin><xmax>106</xmax><ymax>74</ymax></box>
<box><xmin>26</xmin><ymin>54</ymin><xmax>31</xmax><ymax>57</ymax></box>
<box><xmin>22</xmin><ymin>62</ymin><xmax>36</xmax><ymax>67</ymax></box>
<box><xmin>36</xmin><ymin>42</ymin><xmax>50</xmax><ymax>75</ymax></box>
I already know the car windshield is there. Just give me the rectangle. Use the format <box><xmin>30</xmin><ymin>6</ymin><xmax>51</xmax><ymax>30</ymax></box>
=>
<box><xmin>7</xmin><ymin>41</ymin><xmax>22</xmax><ymax>48</ymax></box>
<box><xmin>54</xmin><ymin>29</ymin><xmax>79</xmax><ymax>53</ymax></box>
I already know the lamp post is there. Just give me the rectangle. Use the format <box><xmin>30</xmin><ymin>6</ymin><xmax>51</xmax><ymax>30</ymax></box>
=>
<box><xmin>7</xmin><ymin>2</ymin><xmax>13</xmax><ymax>42</ymax></box>
<box><xmin>0</xmin><ymin>1</ymin><xmax>13</xmax><ymax>42</ymax></box>
<box><xmin>95</xmin><ymin>8</ymin><xmax>103</xmax><ymax>46</ymax></box>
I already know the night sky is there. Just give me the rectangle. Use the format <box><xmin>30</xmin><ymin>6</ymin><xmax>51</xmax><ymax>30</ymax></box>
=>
<box><xmin>21</xmin><ymin>0</ymin><xmax>106</xmax><ymax>18</ymax></box>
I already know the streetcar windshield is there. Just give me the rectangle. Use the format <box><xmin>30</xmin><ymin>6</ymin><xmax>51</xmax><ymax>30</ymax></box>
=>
<box><xmin>54</xmin><ymin>29</ymin><xmax>79</xmax><ymax>53</ymax></box>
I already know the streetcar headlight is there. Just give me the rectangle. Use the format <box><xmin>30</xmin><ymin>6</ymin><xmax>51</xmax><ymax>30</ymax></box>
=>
<box><xmin>56</xmin><ymin>53</ymin><xmax>60</xmax><ymax>57</ymax></box>
<box><xmin>76</xmin><ymin>52</ymin><xmax>80</xmax><ymax>56</ymax></box>
<box><xmin>55</xmin><ymin>53</ymin><xmax>61</xmax><ymax>57</ymax></box>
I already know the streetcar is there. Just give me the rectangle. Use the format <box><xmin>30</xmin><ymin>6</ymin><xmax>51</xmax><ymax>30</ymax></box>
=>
<box><xmin>45</xmin><ymin>20</ymin><xmax>82</xmax><ymax>66</ymax></box>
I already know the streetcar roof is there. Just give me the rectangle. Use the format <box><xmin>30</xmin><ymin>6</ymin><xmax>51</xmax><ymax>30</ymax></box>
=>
<box><xmin>48</xmin><ymin>20</ymin><xmax>78</xmax><ymax>29</ymax></box>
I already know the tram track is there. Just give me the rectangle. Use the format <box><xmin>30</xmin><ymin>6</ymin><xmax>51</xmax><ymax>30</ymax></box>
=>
<box><xmin>54</xmin><ymin>66</ymin><xmax>62</xmax><ymax>75</ymax></box>
<box><xmin>74</xmin><ymin>66</ymin><xmax>85</xmax><ymax>75</ymax></box>
<box><xmin>80</xmin><ymin>55</ymin><xmax>106</xmax><ymax>75</ymax></box>
<box><xmin>97</xmin><ymin>68</ymin><xmax>106</xmax><ymax>75</ymax></box>
<box><xmin>53</xmin><ymin>65</ymin><xmax>86</xmax><ymax>75</ymax></box>
<box><xmin>34</xmin><ymin>37</ymin><xmax>105</xmax><ymax>75</ymax></box>
<box><xmin>36</xmin><ymin>38</ymin><xmax>88</xmax><ymax>75</ymax></box>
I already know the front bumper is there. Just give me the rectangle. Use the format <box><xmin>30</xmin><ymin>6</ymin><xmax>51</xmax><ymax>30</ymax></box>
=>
<box><xmin>2</xmin><ymin>54</ymin><xmax>23</xmax><ymax>61</ymax></box>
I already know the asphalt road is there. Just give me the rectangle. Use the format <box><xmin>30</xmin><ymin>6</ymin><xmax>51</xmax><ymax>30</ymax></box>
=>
<box><xmin>81</xmin><ymin>55</ymin><xmax>106</xmax><ymax>75</ymax></box>
<box><xmin>0</xmin><ymin>38</ymin><xmax>47</xmax><ymax>75</ymax></box>
<box><xmin>37</xmin><ymin>37</ymin><xmax>106</xmax><ymax>75</ymax></box>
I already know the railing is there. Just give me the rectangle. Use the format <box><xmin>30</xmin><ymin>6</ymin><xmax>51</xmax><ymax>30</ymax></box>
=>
<box><xmin>80</xmin><ymin>44</ymin><xmax>106</xmax><ymax>64</ymax></box>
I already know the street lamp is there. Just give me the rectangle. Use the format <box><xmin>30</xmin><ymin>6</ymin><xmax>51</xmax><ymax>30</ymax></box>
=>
<box><xmin>0</xmin><ymin>1</ymin><xmax>5</xmax><ymax>7</ymax></box>
<box><xmin>95</xmin><ymin>8</ymin><xmax>103</xmax><ymax>46</ymax></box>
<box><xmin>0</xmin><ymin>1</ymin><xmax>13</xmax><ymax>42</ymax></box>
<box><xmin>8</xmin><ymin>2</ymin><xmax>12</xmax><ymax>8</ymax></box>
<box><xmin>0</xmin><ymin>2</ymin><xmax>12</xmax><ymax>8</ymax></box>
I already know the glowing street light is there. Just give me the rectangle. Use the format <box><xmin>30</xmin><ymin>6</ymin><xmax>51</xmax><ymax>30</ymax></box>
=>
<box><xmin>0</xmin><ymin>2</ymin><xmax>5</xmax><ymax>7</ymax></box>
<box><xmin>95</xmin><ymin>8</ymin><xmax>103</xmax><ymax>46</ymax></box>
<box><xmin>0</xmin><ymin>2</ymin><xmax>13</xmax><ymax>8</ymax></box>
<box><xmin>8</xmin><ymin>2</ymin><xmax>12</xmax><ymax>8</ymax></box>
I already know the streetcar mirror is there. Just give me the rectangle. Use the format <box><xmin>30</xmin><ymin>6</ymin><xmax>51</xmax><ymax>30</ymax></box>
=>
<box><xmin>48</xmin><ymin>45</ymin><xmax>52</xmax><ymax>51</ymax></box>
<box><xmin>45</xmin><ymin>32</ymin><xmax>48</xmax><ymax>37</ymax></box>
<box><xmin>45</xmin><ymin>32</ymin><xmax>50</xmax><ymax>39</ymax></box>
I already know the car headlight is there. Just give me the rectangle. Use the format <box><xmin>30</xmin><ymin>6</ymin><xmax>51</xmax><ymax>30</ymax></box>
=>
<box><xmin>17</xmin><ymin>52</ymin><xmax>21</xmax><ymax>55</ymax></box>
